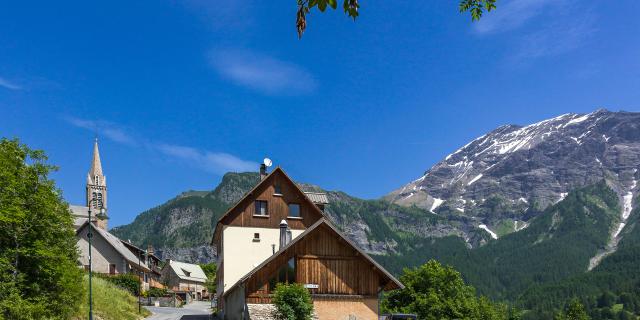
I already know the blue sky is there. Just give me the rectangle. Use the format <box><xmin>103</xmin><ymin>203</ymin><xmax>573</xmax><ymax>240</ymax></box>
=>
<box><xmin>1</xmin><ymin>1</ymin><xmax>639</xmax><ymax>228</ymax></box>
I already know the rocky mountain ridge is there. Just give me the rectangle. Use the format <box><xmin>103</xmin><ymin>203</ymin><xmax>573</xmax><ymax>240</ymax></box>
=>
<box><xmin>387</xmin><ymin>109</ymin><xmax>640</xmax><ymax>244</ymax></box>
<box><xmin>113</xmin><ymin>109</ymin><xmax>640</xmax><ymax>265</ymax></box>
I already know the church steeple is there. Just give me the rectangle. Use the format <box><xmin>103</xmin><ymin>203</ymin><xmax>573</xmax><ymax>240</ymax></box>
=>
<box><xmin>86</xmin><ymin>138</ymin><xmax>108</xmax><ymax>229</ymax></box>
<box><xmin>90</xmin><ymin>138</ymin><xmax>103</xmax><ymax>177</ymax></box>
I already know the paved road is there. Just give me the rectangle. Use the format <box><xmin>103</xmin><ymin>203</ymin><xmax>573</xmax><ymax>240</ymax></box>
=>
<box><xmin>145</xmin><ymin>301</ymin><xmax>213</xmax><ymax>320</ymax></box>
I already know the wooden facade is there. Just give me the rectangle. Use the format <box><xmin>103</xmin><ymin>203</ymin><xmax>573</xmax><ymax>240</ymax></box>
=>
<box><xmin>214</xmin><ymin>168</ymin><xmax>324</xmax><ymax>247</ymax></box>
<box><xmin>242</xmin><ymin>221</ymin><xmax>401</xmax><ymax>304</ymax></box>
<box><xmin>213</xmin><ymin>167</ymin><xmax>403</xmax><ymax>319</ymax></box>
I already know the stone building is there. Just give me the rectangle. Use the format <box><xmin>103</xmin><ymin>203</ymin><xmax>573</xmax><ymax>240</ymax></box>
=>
<box><xmin>160</xmin><ymin>260</ymin><xmax>208</xmax><ymax>301</ymax></box>
<box><xmin>73</xmin><ymin>139</ymin><xmax>162</xmax><ymax>290</ymax></box>
<box><xmin>71</xmin><ymin>138</ymin><xmax>108</xmax><ymax>230</ymax></box>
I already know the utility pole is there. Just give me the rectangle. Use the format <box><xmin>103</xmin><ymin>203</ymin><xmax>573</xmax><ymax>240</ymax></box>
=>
<box><xmin>87</xmin><ymin>199</ymin><xmax>106</xmax><ymax>320</ymax></box>
<box><xmin>88</xmin><ymin>205</ymin><xmax>93</xmax><ymax>320</ymax></box>
<box><xmin>138</xmin><ymin>251</ymin><xmax>142</xmax><ymax>314</ymax></box>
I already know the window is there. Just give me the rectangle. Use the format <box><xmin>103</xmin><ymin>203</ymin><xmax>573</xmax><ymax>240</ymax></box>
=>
<box><xmin>255</xmin><ymin>200</ymin><xmax>268</xmax><ymax>216</ymax></box>
<box><xmin>268</xmin><ymin>258</ymin><xmax>296</xmax><ymax>291</ymax></box>
<box><xmin>109</xmin><ymin>264</ymin><xmax>116</xmax><ymax>275</ymax></box>
<box><xmin>274</xmin><ymin>184</ymin><xmax>282</xmax><ymax>195</ymax></box>
<box><xmin>253</xmin><ymin>233</ymin><xmax>260</xmax><ymax>242</ymax></box>
<box><xmin>288</xmin><ymin>203</ymin><xmax>301</xmax><ymax>218</ymax></box>
<box><xmin>182</xmin><ymin>268</ymin><xmax>191</xmax><ymax>277</ymax></box>
<box><xmin>97</xmin><ymin>193</ymin><xmax>103</xmax><ymax>208</ymax></box>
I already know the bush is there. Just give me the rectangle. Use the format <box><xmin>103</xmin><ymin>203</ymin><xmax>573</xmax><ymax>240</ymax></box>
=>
<box><xmin>272</xmin><ymin>283</ymin><xmax>313</xmax><ymax>320</ymax></box>
<box><xmin>147</xmin><ymin>287</ymin><xmax>168</xmax><ymax>297</ymax></box>
<box><xmin>98</xmin><ymin>274</ymin><xmax>141</xmax><ymax>296</ymax></box>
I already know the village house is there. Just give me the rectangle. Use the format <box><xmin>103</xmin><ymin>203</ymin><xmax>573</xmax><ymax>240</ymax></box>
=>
<box><xmin>73</xmin><ymin>139</ymin><xmax>162</xmax><ymax>291</ymax></box>
<box><xmin>212</xmin><ymin>165</ymin><xmax>403</xmax><ymax>320</ymax></box>
<box><xmin>160</xmin><ymin>260</ymin><xmax>208</xmax><ymax>301</ymax></box>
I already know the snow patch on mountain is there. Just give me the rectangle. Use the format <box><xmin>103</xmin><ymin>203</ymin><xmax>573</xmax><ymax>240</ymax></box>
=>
<box><xmin>468</xmin><ymin>174</ymin><xmax>483</xmax><ymax>186</ymax></box>
<box><xmin>430</xmin><ymin>198</ymin><xmax>445</xmax><ymax>212</ymax></box>
<box><xmin>479</xmin><ymin>224</ymin><xmax>498</xmax><ymax>239</ymax></box>
<box><xmin>588</xmin><ymin>178</ymin><xmax>636</xmax><ymax>271</ymax></box>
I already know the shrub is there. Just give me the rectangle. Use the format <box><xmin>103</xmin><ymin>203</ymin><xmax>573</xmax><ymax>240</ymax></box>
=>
<box><xmin>147</xmin><ymin>287</ymin><xmax>168</xmax><ymax>297</ymax></box>
<box><xmin>98</xmin><ymin>274</ymin><xmax>141</xmax><ymax>296</ymax></box>
<box><xmin>272</xmin><ymin>283</ymin><xmax>313</xmax><ymax>320</ymax></box>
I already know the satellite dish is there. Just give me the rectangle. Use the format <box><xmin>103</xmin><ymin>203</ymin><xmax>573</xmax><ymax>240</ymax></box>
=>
<box><xmin>263</xmin><ymin>158</ymin><xmax>273</xmax><ymax>167</ymax></box>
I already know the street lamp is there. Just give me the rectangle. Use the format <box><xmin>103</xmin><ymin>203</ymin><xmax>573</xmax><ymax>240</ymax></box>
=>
<box><xmin>87</xmin><ymin>198</ymin><xmax>106</xmax><ymax>320</ymax></box>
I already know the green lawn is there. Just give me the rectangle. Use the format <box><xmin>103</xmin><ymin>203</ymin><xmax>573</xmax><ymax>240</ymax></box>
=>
<box><xmin>72</xmin><ymin>275</ymin><xmax>151</xmax><ymax>320</ymax></box>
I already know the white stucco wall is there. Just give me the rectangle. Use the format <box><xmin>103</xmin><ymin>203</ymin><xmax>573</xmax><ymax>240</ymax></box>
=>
<box><xmin>222</xmin><ymin>226</ymin><xmax>303</xmax><ymax>291</ymax></box>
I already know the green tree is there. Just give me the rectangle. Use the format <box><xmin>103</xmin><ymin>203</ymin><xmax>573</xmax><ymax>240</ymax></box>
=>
<box><xmin>555</xmin><ymin>299</ymin><xmax>590</xmax><ymax>320</ymax></box>
<box><xmin>0</xmin><ymin>138</ymin><xmax>83</xmax><ymax>319</ymax></box>
<box><xmin>382</xmin><ymin>260</ymin><xmax>507</xmax><ymax>320</ymax></box>
<box><xmin>272</xmin><ymin>283</ymin><xmax>314</xmax><ymax>320</ymax></box>
<box><xmin>199</xmin><ymin>262</ymin><xmax>217</xmax><ymax>295</ymax></box>
<box><xmin>295</xmin><ymin>0</ymin><xmax>497</xmax><ymax>37</ymax></box>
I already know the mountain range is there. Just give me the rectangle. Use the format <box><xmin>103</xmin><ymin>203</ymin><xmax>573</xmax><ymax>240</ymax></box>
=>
<box><xmin>111</xmin><ymin>109</ymin><xmax>640</xmax><ymax>318</ymax></box>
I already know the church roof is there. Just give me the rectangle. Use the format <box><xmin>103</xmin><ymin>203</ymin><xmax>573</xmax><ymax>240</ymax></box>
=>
<box><xmin>90</xmin><ymin>138</ymin><xmax>103</xmax><ymax>177</ymax></box>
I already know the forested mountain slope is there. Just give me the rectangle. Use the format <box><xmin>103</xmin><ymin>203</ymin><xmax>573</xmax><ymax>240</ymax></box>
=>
<box><xmin>111</xmin><ymin>109</ymin><xmax>640</xmax><ymax>319</ymax></box>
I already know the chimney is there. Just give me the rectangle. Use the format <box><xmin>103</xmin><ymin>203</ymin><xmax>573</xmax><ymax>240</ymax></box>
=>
<box><xmin>147</xmin><ymin>244</ymin><xmax>154</xmax><ymax>256</ymax></box>
<box><xmin>279</xmin><ymin>220</ymin><xmax>290</xmax><ymax>249</ymax></box>
<box><xmin>260</xmin><ymin>163</ymin><xmax>268</xmax><ymax>180</ymax></box>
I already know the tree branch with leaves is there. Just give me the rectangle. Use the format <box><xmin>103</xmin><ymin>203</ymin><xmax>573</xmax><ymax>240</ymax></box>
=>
<box><xmin>296</xmin><ymin>0</ymin><xmax>497</xmax><ymax>38</ymax></box>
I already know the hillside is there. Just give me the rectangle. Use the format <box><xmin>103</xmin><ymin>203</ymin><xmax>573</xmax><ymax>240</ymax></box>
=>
<box><xmin>72</xmin><ymin>275</ymin><xmax>150</xmax><ymax>320</ymax></box>
<box><xmin>111</xmin><ymin>109</ymin><xmax>640</xmax><ymax>318</ymax></box>
<box><xmin>111</xmin><ymin>172</ymin><xmax>259</xmax><ymax>262</ymax></box>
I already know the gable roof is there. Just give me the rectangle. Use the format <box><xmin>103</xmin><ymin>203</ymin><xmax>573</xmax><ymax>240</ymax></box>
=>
<box><xmin>223</xmin><ymin>218</ymin><xmax>404</xmax><ymax>297</ymax></box>
<box><xmin>76</xmin><ymin>221</ymin><xmax>150</xmax><ymax>272</ymax></box>
<box><xmin>304</xmin><ymin>192</ymin><xmax>329</xmax><ymax>205</ymax></box>
<box><xmin>211</xmin><ymin>167</ymin><xmax>328</xmax><ymax>245</ymax></box>
<box><xmin>165</xmin><ymin>260</ymin><xmax>207</xmax><ymax>283</ymax></box>
<box><xmin>121</xmin><ymin>240</ymin><xmax>161</xmax><ymax>262</ymax></box>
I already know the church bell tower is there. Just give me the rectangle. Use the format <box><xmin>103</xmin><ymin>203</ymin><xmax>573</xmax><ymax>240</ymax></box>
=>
<box><xmin>86</xmin><ymin>138</ymin><xmax>108</xmax><ymax>229</ymax></box>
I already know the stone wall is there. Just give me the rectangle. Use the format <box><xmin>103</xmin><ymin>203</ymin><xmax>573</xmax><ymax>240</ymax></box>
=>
<box><xmin>248</xmin><ymin>297</ymin><xmax>376</xmax><ymax>320</ymax></box>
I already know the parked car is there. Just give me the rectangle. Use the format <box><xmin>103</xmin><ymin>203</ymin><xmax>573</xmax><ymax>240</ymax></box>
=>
<box><xmin>380</xmin><ymin>314</ymin><xmax>418</xmax><ymax>320</ymax></box>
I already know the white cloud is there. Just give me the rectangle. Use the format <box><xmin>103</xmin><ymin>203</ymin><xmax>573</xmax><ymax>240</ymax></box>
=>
<box><xmin>509</xmin><ymin>13</ymin><xmax>595</xmax><ymax>63</ymax></box>
<box><xmin>64</xmin><ymin>116</ymin><xmax>136</xmax><ymax>145</ymax></box>
<box><xmin>210</xmin><ymin>49</ymin><xmax>318</xmax><ymax>95</ymax></box>
<box><xmin>157</xmin><ymin>144</ymin><xmax>257</xmax><ymax>174</ymax></box>
<box><xmin>0</xmin><ymin>77</ymin><xmax>21</xmax><ymax>90</ymax></box>
<box><xmin>473</xmin><ymin>0</ymin><xmax>565</xmax><ymax>34</ymax></box>
<box><xmin>473</xmin><ymin>0</ymin><xmax>596</xmax><ymax>64</ymax></box>
<box><xmin>64</xmin><ymin>116</ymin><xmax>256</xmax><ymax>175</ymax></box>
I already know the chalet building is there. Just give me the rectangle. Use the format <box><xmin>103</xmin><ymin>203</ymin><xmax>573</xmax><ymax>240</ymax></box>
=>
<box><xmin>160</xmin><ymin>260</ymin><xmax>208</xmax><ymax>301</ymax></box>
<box><xmin>212</xmin><ymin>166</ymin><xmax>403</xmax><ymax>320</ymax></box>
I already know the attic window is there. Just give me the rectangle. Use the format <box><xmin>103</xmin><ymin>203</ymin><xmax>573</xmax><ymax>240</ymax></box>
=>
<box><xmin>255</xmin><ymin>200</ymin><xmax>268</xmax><ymax>216</ymax></box>
<box><xmin>288</xmin><ymin>203</ymin><xmax>301</xmax><ymax>218</ymax></box>
<box><xmin>274</xmin><ymin>184</ymin><xmax>282</xmax><ymax>196</ymax></box>
<box><xmin>181</xmin><ymin>268</ymin><xmax>191</xmax><ymax>277</ymax></box>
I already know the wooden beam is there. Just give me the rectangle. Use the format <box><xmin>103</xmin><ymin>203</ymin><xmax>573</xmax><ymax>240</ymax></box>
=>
<box><xmin>298</xmin><ymin>254</ymin><xmax>358</xmax><ymax>260</ymax></box>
